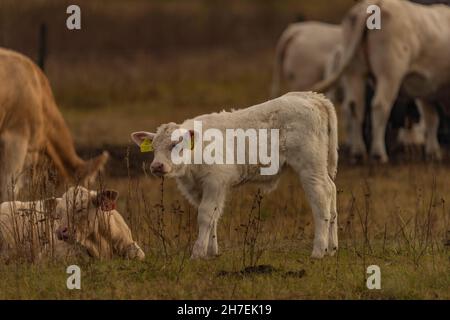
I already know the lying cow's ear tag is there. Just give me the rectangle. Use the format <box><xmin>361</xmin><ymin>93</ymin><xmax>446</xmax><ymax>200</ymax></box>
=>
<box><xmin>140</xmin><ymin>138</ymin><xmax>153</xmax><ymax>153</ymax></box>
<box><xmin>100</xmin><ymin>200</ymin><xmax>116</xmax><ymax>212</ymax></box>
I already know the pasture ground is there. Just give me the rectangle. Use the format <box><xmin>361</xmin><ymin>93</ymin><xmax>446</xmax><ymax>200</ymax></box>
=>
<box><xmin>1</xmin><ymin>164</ymin><xmax>449</xmax><ymax>299</ymax></box>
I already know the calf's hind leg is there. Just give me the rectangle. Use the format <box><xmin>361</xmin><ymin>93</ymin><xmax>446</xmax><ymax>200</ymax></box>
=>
<box><xmin>293</xmin><ymin>164</ymin><xmax>332</xmax><ymax>259</ymax></box>
<box><xmin>328</xmin><ymin>176</ymin><xmax>338</xmax><ymax>255</ymax></box>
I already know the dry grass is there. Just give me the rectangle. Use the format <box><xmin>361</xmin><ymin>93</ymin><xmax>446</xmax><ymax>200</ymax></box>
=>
<box><xmin>1</xmin><ymin>163</ymin><xmax>449</xmax><ymax>299</ymax></box>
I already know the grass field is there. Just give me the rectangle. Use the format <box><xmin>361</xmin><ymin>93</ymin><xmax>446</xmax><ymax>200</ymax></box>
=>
<box><xmin>1</xmin><ymin>164</ymin><xmax>449</xmax><ymax>299</ymax></box>
<box><xmin>0</xmin><ymin>0</ymin><xmax>449</xmax><ymax>300</ymax></box>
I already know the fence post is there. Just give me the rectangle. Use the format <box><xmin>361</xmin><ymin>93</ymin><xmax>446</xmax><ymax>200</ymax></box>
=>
<box><xmin>38</xmin><ymin>23</ymin><xmax>47</xmax><ymax>71</ymax></box>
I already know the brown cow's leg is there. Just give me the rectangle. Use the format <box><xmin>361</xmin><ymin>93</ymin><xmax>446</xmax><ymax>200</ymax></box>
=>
<box><xmin>0</xmin><ymin>132</ymin><xmax>28</xmax><ymax>201</ymax></box>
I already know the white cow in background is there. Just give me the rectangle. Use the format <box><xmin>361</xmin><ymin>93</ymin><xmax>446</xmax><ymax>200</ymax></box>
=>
<box><xmin>132</xmin><ymin>92</ymin><xmax>338</xmax><ymax>259</ymax></box>
<box><xmin>271</xmin><ymin>20</ymin><xmax>427</xmax><ymax>159</ymax></box>
<box><xmin>312</xmin><ymin>0</ymin><xmax>450</xmax><ymax>162</ymax></box>
<box><xmin>271</xmin><ymin>21</ymin><xmax>343</xmax><ymax>99</ymax></box>
<box><xmin>270</xmin><ymin>22</ymin><xmax>353</xmax><ymax>147</ymax></box>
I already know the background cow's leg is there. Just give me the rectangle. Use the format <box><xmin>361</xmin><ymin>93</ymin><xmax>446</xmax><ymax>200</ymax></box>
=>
<box><xmin>370</xmin><ymin>74</ymin><xmax>404</xmax><ymax>163</ymax></box>
<box><xmin>368</xmin><ymin>29</ymin><xmax>410</xmax><ymax>163</ymax></box>
<box><xmin>342</xmin><ymin>72</ymin><xmax>367</xmax><ymax>162</ymax></box>
<box><xmin>417</xmin><ymin>100</ymin><xmax>442</xmax><ymax>160</ymax></box>
<box><xmin>17</xmin><ymin>150</ymin><xmax>40</xmax><ymax>195</ymax></box>
<box><xmin>340</xmin><ymin>100</ymin><xmax>353</xmax><ymax>152</ymax></box>
<box><xmin>0</xmin><ymin>132</ymin><xmax>28</xmax><ymax>202</ymax></box>
<box><xmin>192</xmin><ymin>183</ymin><xmax>225</xmax><ymax>259</ymax></box>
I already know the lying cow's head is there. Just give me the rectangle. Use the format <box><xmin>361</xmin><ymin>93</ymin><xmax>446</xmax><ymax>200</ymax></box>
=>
<box><xmin>55</xmin><ymin>186</ymin><xmax>119</xmax><ymax>243</ymax></box>
<box><xmin>131</xmin><ymin>123</ymin><xmax>194</xmax><ymax>178</ymax></box>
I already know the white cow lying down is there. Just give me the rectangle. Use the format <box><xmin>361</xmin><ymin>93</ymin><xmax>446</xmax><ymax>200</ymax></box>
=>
<box><xmin>132</xmin><ymin>92</ymin><xmax>338</xmax><ymax>259</ymax></box>
<box><xmin>55</xmin><ymin>187</ymin><xmax>145</xmax><ymax>261</ymax></box>
<box><xmin>0</xmin><ymin>199</ymin><xmax>79</xmax><ymax>262</ymax></box>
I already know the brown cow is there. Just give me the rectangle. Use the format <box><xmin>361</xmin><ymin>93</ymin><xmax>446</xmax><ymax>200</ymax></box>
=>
<box><xmin>0</xmin><ymin>48</ymin><xmax>108</xmax><ymax>201</ymax></box>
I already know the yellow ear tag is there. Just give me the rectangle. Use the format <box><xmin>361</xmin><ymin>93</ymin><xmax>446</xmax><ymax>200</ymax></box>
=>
<box><xmin>190</xmin><ymin>132</ymin><xmax>195</xmax><ymax>150</ymax></box>
<box><xmin>140</xmin><ymin>138</ymin><xmax>153</xmax><ymax>153</ymax></box>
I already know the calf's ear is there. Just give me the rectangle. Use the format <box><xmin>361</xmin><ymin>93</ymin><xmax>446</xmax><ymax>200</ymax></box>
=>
<box><xmin>92</xmin><ymin>190</ymin><xmax>119</xmax><ymax>211</ymax></box>
<box><xmin>131</xmin><ymin>131</ymin><xmax>155</xmax><ymax>146</ymax></box>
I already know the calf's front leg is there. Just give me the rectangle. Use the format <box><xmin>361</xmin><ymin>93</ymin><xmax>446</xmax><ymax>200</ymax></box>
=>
<box><xmin>207</xmin><ymin>219</ymin><xmax>219</xmax><ymax>257</ymax></box>
<box><xmin>191</xmin><ymin>183</ymin><xmax>225</xmax><ymax>259</ymax></box>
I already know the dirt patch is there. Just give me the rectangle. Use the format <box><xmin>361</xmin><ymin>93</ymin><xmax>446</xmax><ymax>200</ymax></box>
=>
<box><xmin>217</xmin><ymin>264</ymin><xmax>306</xmax><ymax>278</ymax></box>
<box><xmin>283</xmin><ymin>269</ymin><xmax>306</xmax><ymax>278</ymax></box>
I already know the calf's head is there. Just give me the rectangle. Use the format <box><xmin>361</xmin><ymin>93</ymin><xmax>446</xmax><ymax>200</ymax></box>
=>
<box><xmin>131</xmin><ymin>123</ymin><xmax>195</xmax><ymax>178</ymax></box>
<box><xmin>55</xmin><ymin>186</ymin><xmax>119</xmax><ymax>243</ymax></box>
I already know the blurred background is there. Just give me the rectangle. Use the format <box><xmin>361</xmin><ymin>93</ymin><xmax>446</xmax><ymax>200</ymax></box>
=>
<box><xmin>0</xmin><ymin>0</ymin><xmax>356</xmax><ymax>148</ymax></box>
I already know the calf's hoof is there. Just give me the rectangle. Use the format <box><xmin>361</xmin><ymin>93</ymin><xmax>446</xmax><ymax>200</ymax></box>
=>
<box><xmin>310</xmin><ymin>247</ymin><xmax>326</xmax><ymax>259</ymax></box>
<box><xmin>206</xmin><ymin>251</ymin><xmax>221</xmax><ymax>259</ymax></box>
<box><xmin>203</xmin><ymin>253</ymin><xmax>221</xmax><ymax>260</ymax></box>
<box><xmin>190</xmin><ymin>252</ymin><xmax>206</xmax><ymax>260</ymax></box>
<box><xmin>327</xmin><ymin>246</ymin><xmax>338</xmax><ymax>256</ymax></box>
<box><xmin>191</xmin><ymin>243</ymin><xmax>208</xmax><ymax>260</ymax></box>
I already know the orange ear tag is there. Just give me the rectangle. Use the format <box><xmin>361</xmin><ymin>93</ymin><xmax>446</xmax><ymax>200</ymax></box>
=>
<box><xmin>140</xmin><ymin>138</ymin><xmax>153</xmax><ymax>153</ymax></box>
<box><xmin>100</xmin><ymin>200</ymin><xmax>116</xmax><ymax>211</ymax></box>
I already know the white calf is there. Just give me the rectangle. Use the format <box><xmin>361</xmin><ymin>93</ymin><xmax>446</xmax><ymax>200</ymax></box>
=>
<box><xmin>132</xmin><ymin>92</ymin><xmax>338</xmax><ymax>259</ymax></box>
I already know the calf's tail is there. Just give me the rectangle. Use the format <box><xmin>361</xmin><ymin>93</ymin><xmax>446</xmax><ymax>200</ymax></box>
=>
<box><xmin>324</xmin><ymin>99</ymin><xmax>339</xmax><ymax>180</ymax></box>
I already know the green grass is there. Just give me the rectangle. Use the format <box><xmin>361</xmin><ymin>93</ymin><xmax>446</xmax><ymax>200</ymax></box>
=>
<box><xmin>2</xmin><ymin>164</ymin><xmax>449</xmax><ymax>299</ymax></box>
<box><xmin>1</xmin><ymin>244</ymin><xmax>448</xmax><ymax>299</ymax></box>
